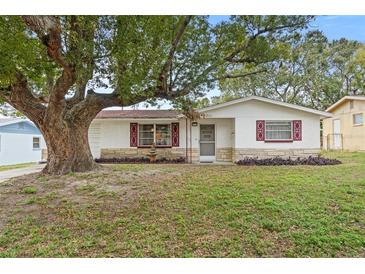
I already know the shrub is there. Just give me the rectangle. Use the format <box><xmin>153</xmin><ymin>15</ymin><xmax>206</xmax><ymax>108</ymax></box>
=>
<box><xmin>95</xmin><ymin>156</ymin><xmax>186</xmax><ymax>164</ymax></box>
<box><xmin>236</xmin><ymin>156</ymin><xmax>342</xmax><ymax>166</ymax></box>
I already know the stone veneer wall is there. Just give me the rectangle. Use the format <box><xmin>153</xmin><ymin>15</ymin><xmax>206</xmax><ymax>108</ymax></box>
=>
<box><xmin>234</xmin><ymin>148</ymin><xmax>320</xmax><ymax>161</ymax></box>
<box><xmin>189</xmin><ymin>148</ymin><xmax>200</xmax><ymax>163</ymax></box>
<box><xmin>216</xmin><ymin>148</ymin><xmax>233</xmax><ymax>162</ymax></box>
<box><xmin>100</xmin><ymin>147</ymin><xmax>319</xmax><ymax>163</ymax></box>
<box><xmin>100</xmin><ymin>148</ymin><xmax>186</xmax><ymax>160</ymax></box>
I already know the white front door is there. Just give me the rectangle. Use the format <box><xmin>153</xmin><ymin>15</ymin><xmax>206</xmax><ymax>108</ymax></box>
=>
<box><xmin>199</xmin><ymin>124</ymin><xmax>216</xmax><ymax>162</ymax></box>
<box><xmin>333</xmin><ymin>119</ymin><xmax>341</xmax><ymax>149</ymax></box>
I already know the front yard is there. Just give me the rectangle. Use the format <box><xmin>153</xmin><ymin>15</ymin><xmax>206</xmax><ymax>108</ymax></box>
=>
<box><xmin>0</xmin><ymin>152</ymin><xmax>364</xmax><ymax>257</ymax></box>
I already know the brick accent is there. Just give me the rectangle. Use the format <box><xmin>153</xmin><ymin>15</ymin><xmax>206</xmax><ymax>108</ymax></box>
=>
<box><xmin>190</xmin><ymin>148</ymin><xmax>200</xmax><ymax>163</ymax></box>
<box><xmin>100</xmin><ymin>147</ymin><xmax>186</xmax><ymax>160</ymax></box>
<box><xmin>216</xmin><ymin>148</ymin><xmax>233</xmax><ymax>162</ymax></box>
<box><xmin>234</xmin><ymin>148</ymin><xmax>320</xmax><ymax>161</ymax></box>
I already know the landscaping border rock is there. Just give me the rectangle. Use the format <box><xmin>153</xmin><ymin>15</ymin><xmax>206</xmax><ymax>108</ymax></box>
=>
<box><xmin>235</xmin><ymin>156</ymin><xmax>342</xmax><ymax>166</ymax></box>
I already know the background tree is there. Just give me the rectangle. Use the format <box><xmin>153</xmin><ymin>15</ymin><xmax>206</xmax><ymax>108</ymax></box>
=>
<box><xmin>0</xmin><ymin>15</ymin><xmax>312</xmax><ymax>175</ymax></box>
<box><xmin>217</xmin><ymin>30</ymin><xmax>364</xmax><ymax>110</ymax></box>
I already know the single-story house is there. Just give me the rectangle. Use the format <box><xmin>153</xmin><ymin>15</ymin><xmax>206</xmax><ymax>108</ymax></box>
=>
<box><xmin>89</xmin><ymin>96</ymin><xmax>331</xmax><ymax>163</ymax></box>
<box><xmin>0</xmin><ymin>118</ymin><xmax>46</xmax><ymax>166</ymax></box>
<box><xmin>323</xmin><ymin>96</ymin><xmax>365</xmax><ymax>151</ymax></box>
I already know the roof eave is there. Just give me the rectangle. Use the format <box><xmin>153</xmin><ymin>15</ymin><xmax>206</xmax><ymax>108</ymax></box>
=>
<box><xmin>326</xmin><ymin>96</ymin><xmax>365</xmax><ymax>112</ymax></box>
<box><xmin>94</xmin><ymin>117</ymin><xmax>181</xmax><ymax>120</ymax></box>
<box><xmin>0</xmin><ymin>119</ymin><xmax>30</xmax><ymax>127</ymax></box>
<box><xmin>199</xmin><ymin>96</ymin><xmax>332</xmax><ymax>118</ymax></box>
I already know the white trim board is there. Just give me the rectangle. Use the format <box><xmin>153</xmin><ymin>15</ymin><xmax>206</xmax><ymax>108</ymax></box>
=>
<box><xmin>199</xmin><ymin>96</ymin><xmax>332</xmax><ymax>118</ymax></box>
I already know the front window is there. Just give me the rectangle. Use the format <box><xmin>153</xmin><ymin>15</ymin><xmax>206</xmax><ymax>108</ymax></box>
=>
<box><xmin>33</xmin><ymin>137</ymin><xmax>40</xmax><ymax>149</ymax></box>
<box><xmin>265</xmin><ymin>121</ymin><xmax>292</xmax><ymax>141</ymax></box>
<box><xmin>353</xmin><ymin>113</ymin><xmax>363</xmax><ymax>126</ymax></box>
<box><xmin>155</xmin><ymin>124</ymin><xmax>171</xmax><ymax>146</ymax></box>
<box><xmin>138</xmin><ymin>124</ymin><xmax>171</xmax><ymax>146</ymax></box>
<box><xmin>138</xmin><ymin>124</ymin><xmax>154</xmax><ymax>146</ymax></box>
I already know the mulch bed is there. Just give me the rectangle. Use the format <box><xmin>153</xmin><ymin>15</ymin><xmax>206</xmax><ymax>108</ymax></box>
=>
<box><xmin>236</xmin><ymin>156</ymin><xmax>342</xmax><ymax>166</ymax></box>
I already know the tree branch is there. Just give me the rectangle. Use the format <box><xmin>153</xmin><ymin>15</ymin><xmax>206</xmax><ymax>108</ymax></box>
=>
<box><xmin>65</xmin><ymin>90</ymin><xmax>150</xmax><ymax>124</ymax></box>
<box><xmin>22</xmin><ymin>16</ymin><xmax>70</xmax><ymax>70</ymax></box>
<box><xmin>23</xmin><ymin>16</ymin><xmax>77</xmax><ymax>109</ymax></box>
<box><xmin>224</xmin><ymin>19</ymin><xmax>312</xmax><ymax>63</ymax></box>
<box><xmin>158</xmin><ymin>16</ymin><xmax>192</xmax><ymax>93</ymax></box>
<box><xmin>5</xmin><ymin>72</ymin><xmax>46</xmax><ymax>126</ymax></box>
<box><xmin>217</xmin><ymin>69</ymin><xmax>267</xmax><ymax>80</ymax></box>
<box><xmin>67</xmin><ymin>16</ymin><xmax>97</xmax><ymax>106</ymax></box>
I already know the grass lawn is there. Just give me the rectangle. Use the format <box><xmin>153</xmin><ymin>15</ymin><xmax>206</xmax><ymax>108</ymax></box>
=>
<box><xmin>0</xmin><ymin>162</ymin><xmax>35</xmax><ymax>172</ymax></box>
<box><xmin>0</xmin><ymin>152</ymin><xmax>364</xmax><ymax>257</ymax></box>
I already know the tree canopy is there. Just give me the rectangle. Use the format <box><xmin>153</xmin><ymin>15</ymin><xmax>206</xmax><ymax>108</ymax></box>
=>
<box><xmin>216</xmin><ymin>30</ymin><xmax>365</xmax><ymax>110</ymax></box>
<box><xmin>0</xmin><ymin>16</ymin><xmax>313</xmax><ymax>109</ymax></box>
<box><xmin>0</xmin><ymin>15</ymin><xmax>313</xmax><ymax>174</ymax></box>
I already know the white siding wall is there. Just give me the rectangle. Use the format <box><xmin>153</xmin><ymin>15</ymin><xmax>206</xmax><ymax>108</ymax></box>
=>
<box><xmin>0</xmin><ymin>133</ymin><xmax>46</xmax><ymax>165</ymax></box>
<box><xmin>88</xmin><ymin>120</ymin><xmax>101</xmax><ymax>159</ymax></box>
<box><xmin>202</xmin><ymin>100</ymin><xmax>320</xmax><ymax>149</ymax></box>
<box><xmin>191</xmin><ymin>118</ymin><xmax>234</xmax><ymax>149</ymax></box>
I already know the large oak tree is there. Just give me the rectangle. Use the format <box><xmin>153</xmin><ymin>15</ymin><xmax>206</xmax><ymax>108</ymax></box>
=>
<box><xmin>0</xmin><ymin>16</ymin><xmax>312</xmax><ymax>175</ymax></box>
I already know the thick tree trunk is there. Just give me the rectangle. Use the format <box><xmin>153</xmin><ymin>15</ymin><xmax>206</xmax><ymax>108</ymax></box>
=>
<box><xmin>41</xmin><ymin>120</ymin><xmax>96</xmax><ymax>175</ymax></box>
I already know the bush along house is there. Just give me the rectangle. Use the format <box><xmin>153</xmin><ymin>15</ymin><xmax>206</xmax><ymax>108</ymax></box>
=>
<box><xmin>89</xmin><ymin>96</ymin><xmax>332</xmax><ymax>163</ymax></box>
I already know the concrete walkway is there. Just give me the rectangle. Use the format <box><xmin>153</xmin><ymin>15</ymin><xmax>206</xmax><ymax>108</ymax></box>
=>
<box><xmin>0</xmin><ymin>164</ymin><xmax>45</xmax><ymax>183</ymax></box>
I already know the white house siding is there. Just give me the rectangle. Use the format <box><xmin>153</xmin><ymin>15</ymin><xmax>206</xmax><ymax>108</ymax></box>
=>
<box><xmin>201</xmin><ymin>100</ymin><xmax>321</xmax><ymax>160</ymax></box>
<box><xmin>0</xmin><ymin>133</ymin><xmax>45</xmax><ymax>165</ymax></box>
<box><xmin>88</xmin><ymin>120</ymin><xmax>101</xmax><ymax>159</ymax></box>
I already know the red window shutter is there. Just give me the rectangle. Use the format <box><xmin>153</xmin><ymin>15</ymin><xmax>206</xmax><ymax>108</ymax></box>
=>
<box><xmin>256</xmin><ymin>120</ymin><xmax>265</xmax><ymax>141</ymax></box>
<box><xmin>171</xmin><ymin>122</ymin><xmax>179</xmax><ymax>147</ymax></box>
<box><xmin>130</xmin><ymin>123</ymin><xmax>138</xmax><ymax>147</ymax></box>
<box><xmin>293</xmin><ymin>120</ymin><xmax>302</xmax><ymax>141</ymax></box>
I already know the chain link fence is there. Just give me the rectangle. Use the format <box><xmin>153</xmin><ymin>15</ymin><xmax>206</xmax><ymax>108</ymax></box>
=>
<box><xmin>325</xmin><ymin>134</ymin><xmax>343</xmax><ymax>150</ymax></box>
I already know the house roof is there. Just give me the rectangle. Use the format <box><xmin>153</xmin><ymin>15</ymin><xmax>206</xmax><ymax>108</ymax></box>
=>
<box><xmin>199</xmin><ymin>96</ymin><xmax>332</xmax><ymax>118</ymax></box>
<box><xmin>326</xmin><ymin>96</ymin><xmax>365</xmax><ymax>112</ymax></box>
<box><xmin>0</xmin><ymin>118</ymin><xmax>31</xmax><ymax>127</ymax></box>
<box><xmin>96</xmin><ymin>110</ymin><xmax>180</xmax><ymax>119</ymax></box>
<box><xmin>95</xmin><ymin>96</ymin><xmax>332</xmax><ymax>120</ymax></box>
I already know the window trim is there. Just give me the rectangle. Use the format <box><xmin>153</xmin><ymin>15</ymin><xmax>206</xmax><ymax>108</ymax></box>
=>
<box><xmin>32</xmin><ymin>136</ymin><xmax>41</xmax><ymax>150</ymax></box>
<box><xmin>353</xmin><ymin>113</ymin><xmax>363</xmax><ymax>126</ymax></box>
<box><xmin>264</xmin><ymin>120</ymin><xmax>294</xmax><ymax>143</ymax></box>
<box><xmin>137</xmin><ymin>123</ymin><xmax>172</xmax><ymax>148</ymax></box>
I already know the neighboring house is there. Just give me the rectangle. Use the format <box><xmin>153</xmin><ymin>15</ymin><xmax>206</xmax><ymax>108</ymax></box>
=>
<box><xmin>323</xmin><ymin>96</ymin><xmax>365</xmax><ymax>151</ymax></box>
<box><xmin>0</xmin><ymin>118</ymin><xmax>46</xmax><ymax>166</ymax></box>
<box><xmin>89</xmin><ymin>96</ymin><xmax>331</xmax><ymax>163</ymax></box>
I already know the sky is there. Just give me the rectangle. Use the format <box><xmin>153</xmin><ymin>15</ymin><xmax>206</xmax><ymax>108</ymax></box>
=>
<box><xmin>312</xmin><ymin>16</ymin><xmax>365</xmax><ymax>42</ymax></box>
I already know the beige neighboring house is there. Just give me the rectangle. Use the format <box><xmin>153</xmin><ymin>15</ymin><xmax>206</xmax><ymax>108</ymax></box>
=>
<box><xmin>323</xmin><ymin>96</ymin><xmax>365</xmax><ymax>151</ymax></box>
